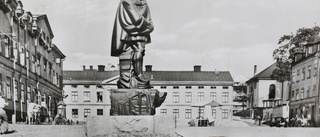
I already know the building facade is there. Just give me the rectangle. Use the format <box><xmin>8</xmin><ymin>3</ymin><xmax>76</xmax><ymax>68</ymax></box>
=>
<box><xmin>0</xmin><ymin>0</ymin><xmax>65</xmax><ymax>122</ymax></box>
<box><xmin>63</xmin><ymin>65</ymin><xmax>118</xmax><ymax>123</ymax></box>
<box><xmin>290</xmin><ymin>35</ymin><xmax>320</xmax><ymax>126</ymax></box>
<box><xmin>232</xmin><ymin>75</ymin><xmax>248</xmax><ymax>113</ymax></box>
<box><xmin>246</xmin><ymin>64</ymin><xmax>290</xmax><ymax>119</ymax></box>
<box><xmin>63</xmin><ymin>65</ymin><xmax>234</xmax><ymax>126</ymax></box>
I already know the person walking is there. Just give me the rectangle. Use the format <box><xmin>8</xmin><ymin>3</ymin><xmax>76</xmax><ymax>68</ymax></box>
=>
<box><xmin>0</xmin><ymin>95</ymin><xmax>9</xmax><ymax>134</ymax></box>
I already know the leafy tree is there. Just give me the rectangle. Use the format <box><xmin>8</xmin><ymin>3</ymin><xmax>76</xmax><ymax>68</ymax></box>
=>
<box><xmin>272</xmin><ymin>26</ymin><xmax>320</xmax><ymax>98</ymax></box>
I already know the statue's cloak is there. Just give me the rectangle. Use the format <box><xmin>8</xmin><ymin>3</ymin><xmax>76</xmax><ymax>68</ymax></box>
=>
<box><xmin>111</xmin><ymin>0</ymin><xmax>154</xmax><ymax>57</ymax></box>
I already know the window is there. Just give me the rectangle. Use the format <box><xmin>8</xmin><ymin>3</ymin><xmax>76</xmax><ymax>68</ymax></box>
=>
<box><xmin>302</xmin><ymin>68</ymin><xmax>305</xmax><ymax>80</ymax></box>
<box><xmin>185</xmin><ymin>109</ymin><xmax>192</xmax><ymax>119</ymax></box>
<box><xmin>210</xmin><ymin>92</ymin><xmax>216</xmax><ymax>101</ymax></box>
<box><xmin>185</xmin><ymin>92</ymin><xmax>192</xmax><ymax>103</ymax></box>
<box><xmin>27</xmin><ymin>86</ymin><xmax>31</xmax><ymax>102</ymax></box>
<box><xmin>97</xmin><ymin>109</ymin><xmax>103</xmax><ymax>116</ymax></box>
<box><xmin>0</xmin><ymin>74</ymin><xmax>3</xmax><ymax>97</ymax></box>
<box><xmin>211</xmin><ymin>108</ymin><xmax>216</xmax><ymax>119</ymax></box>
<box><xmin>160</xmin><ymin>109</ymin><xmax>167</xmax><ymax>115</ymax></box>
<box><xmin>84</xmin><ymin>91</ymin><xmax>90</xmax><ymax>102</ymax></box>
<box><xmin>308</xmin><ymin>66</ymin><xmax>311</xmax><ymax>79</ymax></box>
<box><xmin>97</xmin><ymin>92</ymin><xmax>103</xmax><ymax>102</ymax></box>
<box><xmin>31</xmin><ymin>54</ymin><xmax>36</xmax><ymax>73</ymax></box>
<box><xmin>173</xmin><ymin>86</ymin><xmax>179</xmax><ymax>89</ymax></box>
<box><xmin>296</xmin><ymin>89</ymin><xmax>299</xmax><ymax>100</ymax></box>
<box><xmin>291</xmin><ymin>90</ymin><xmax>295</xmax><ymax>100</ymax></box>
<box><xmin>14</xmin><ymin>80</ymin><xmax>18</xmax><ymax>101</ymax></box>
<box><xmin>186</xmin><ymin>86</ymin><xmax>192</xmax><ymax>89</ymax></box>
<box><xmin>43</xmin><ymin>58</ymin><xmax>47</xmax><ymax>72</ymax></box>
<box><xmin>222</xmin><ymin>92</ymin><xmax>229</xmax><ymax>103</ymax></box>
<box><xmin>198</xmin><ymin>86</ymin><xmax>204</xmax><ymax>89</ymax></box>
<box><xmin>314</xmin><ymin>64</ymin><xmax>318</xmax><ymax>77</ymax></box>
<box><xmin>292</xmin><ymin>72</ymin><xmax>295</xmax><ymax>83</ymax></box>
<box><xmin>84</xmin><ymin>109</ymin><xmax>91</xmax><ymax>117</ymax></box>
<box><xmin>301</xmin><ymin>88</ymin><xmax>304</xmax><ymax>99</ymax></box>
<box><xmin>173</xmin><ymin>109</ymin><xmax>179</xmax><ymax>118</ymax></box>
<box><xmin>173</xmin><ymin>92</ymin><xmax>179</xmax><ymax>103</ymax></box>
<box><xmin>71</xmin><ymin>91</ymin><xmax>78</xmax><ymax>102</ymax></box>
<box><xmin>223</xmin><ymin>86</ymin><xmax>229</xmax><ymax>89</ymax></box>
<box><xmin>306</xmin><ymin>86</ymin><xmax>310</xmax><ymax>98</ymax></box>
<box><xmin>211</xmin><ymin>86</ymin><xmax>216</xmax><ymax>89</ymax></box>
<box><xmin>72</xmin><ymin>109</ymin><xmax>78</xmax><ymax>118</ymax></box>
<box><xmin>71</xmin><ymin>85</ymin><xmax>77</xmax><ymax>88</ymax></box>
<box><xmin>296</xmin><ymin>69</ymin><xmax>300</xmax><ymax>82</ymax></box>
<box><xmin>197</xmin><ymin>92</ymin><xmax>204</xmax><ymax>102</ymax></box>
<box><xmin>198</xmin><ymin>109</ymin><xmax>204</xmax><ymax>118</ymax></box>
<box><xmin>313</xmin><ymin>85</ymin><xmax>316</xmax><ymax>96</ymax></box>
<box><xmin>21</xmin><ymin>83</ymin><xmax>24</xmax><ymax>103</ymax></box>
<box><xmin>222</xmin><ymin>109</ymin><xmax>228</xmax><ymax>119</ymax></box>
<box><xmin>84</xmin><ymin>85</ymin><xmax>90</xmax><ymax>88</ymax></box>
<box><xmin>26</xmin><ymin>51</ymin><xmax>30</xmax><ymax>70</ymax></box>
<box><xmin>160</xmin><ymin>86</ymin><xmax>166</xmax><ymax>89</ymax></box>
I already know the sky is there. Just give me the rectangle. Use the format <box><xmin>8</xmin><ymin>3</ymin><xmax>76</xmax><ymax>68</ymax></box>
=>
<box><xmin>22</xmin><ymin>0</ymin><xmax>320</xmax><ymax>79</ymax></box>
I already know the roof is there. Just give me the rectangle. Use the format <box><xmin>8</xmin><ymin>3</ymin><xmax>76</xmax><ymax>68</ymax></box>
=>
<box><xmin>63</xmin><ymin>70</ymin><xmax>119</xmax><ymax>85</ymax></box>
<box><xmin>63</xmin><ymin>70</ymin><xmax>234</xmax><ymax>85</ymax></box>
<box><xmin>144</xmin><ymin>71</ymin><xmax>233</xmax><ymax>82</ymax></box>
<box><xmin>246</xmin><ymin>63</ymin><xmax>277</xmax><ymax>83</ymax></box>
<box><xmin>33</xmin><ymin>14</ymin><xmax>54</xmax><ymax>38</ymax></box>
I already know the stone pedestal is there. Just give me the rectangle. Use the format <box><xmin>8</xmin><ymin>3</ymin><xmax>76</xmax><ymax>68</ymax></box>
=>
<box><xmin>86</xmin><ymin>116</ymin><xmax>175</xmax><ymax>137</ymax></box>
<box><xmin>110</xmin><ymin>89</ymin><xmax>166</xmax><ymax>115</ymax></box>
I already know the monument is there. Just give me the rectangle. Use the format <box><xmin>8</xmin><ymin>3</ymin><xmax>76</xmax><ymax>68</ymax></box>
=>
<box><xmin>110</xmin><ymin>0</ymin><xmax>166</xmax><ymax>115</ymax></box>
<box><xmin>86</xmin><ymin>1</ymin><xmax>174</xmax><ymax>136</ymax></box>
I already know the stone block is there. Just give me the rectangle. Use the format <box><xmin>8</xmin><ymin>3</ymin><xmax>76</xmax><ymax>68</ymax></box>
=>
<box><xmin>86</xmin><ymin>116</ymin><xmax>175</xmax><ymax>137</ymax></box>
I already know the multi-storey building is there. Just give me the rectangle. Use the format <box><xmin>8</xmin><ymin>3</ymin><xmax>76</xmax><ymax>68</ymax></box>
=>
<box><xmin>0</xmin><ymin>0</ymin><xmax>65</xmax><ymax>123</ymax></box>
<box><xmin>63</xmin><ymin>65</ymin><xmax>118</xmax><ymax>123</ymax></box>
<box><xmin>63</xmin><ymin>65</ymin><xmax>234</xmax><ymax>126</ymax></box>
<box><xmin>290</xmin><ymin>35</ymin><xmax>320</xmax><ymax>126</ymax></box>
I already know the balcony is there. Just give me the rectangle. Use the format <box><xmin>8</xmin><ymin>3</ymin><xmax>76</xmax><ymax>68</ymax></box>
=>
<box><xmin>263</xmin><ymin>99</ymin><xmax>283</xmax><ymax>108</ymax></box>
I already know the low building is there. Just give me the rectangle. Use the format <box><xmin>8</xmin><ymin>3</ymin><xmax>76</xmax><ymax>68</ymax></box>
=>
<box><xmin>246</xmin><ymin>64</ymin><xmax>290</xmax><ymax>119</ymax></box>
<box><xmin>63</xmin><ymin>65</ymin><xmax>234</xmax><ymax>126</ymax></box>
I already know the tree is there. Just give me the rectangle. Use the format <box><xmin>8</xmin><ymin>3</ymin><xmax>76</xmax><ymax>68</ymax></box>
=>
<box><xmin>272</xmin><ymin>26</ymin><xmax>320</xmax><ymax>99</ymax></box>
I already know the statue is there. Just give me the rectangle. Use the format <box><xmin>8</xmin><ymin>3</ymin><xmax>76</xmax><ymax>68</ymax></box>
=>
<box><xmin>110</xmin><ymin>0</ymin><xmax>166</xmax><ymax>115</ymax></box>
<box><xmin>111</xmin><ymin>0</ymin><xmax>154</xmax><ymax>89</ymax></box>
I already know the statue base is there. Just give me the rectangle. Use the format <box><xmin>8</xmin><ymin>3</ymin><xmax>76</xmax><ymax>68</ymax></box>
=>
<box><xmin>110</xmin><ymin>89</ymin><xmax>166</xmax><ymax>115</ymax></box>
<box><xmin>86</xmin><ymin>115</ymin><xmax>175</xmax><ymax>137</ymax></box>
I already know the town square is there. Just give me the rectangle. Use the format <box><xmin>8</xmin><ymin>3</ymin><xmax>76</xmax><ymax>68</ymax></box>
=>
<box><xmin>1</xmin><ymin>0</ymin><xmax>320</xmax><ymax>137</ymax></box>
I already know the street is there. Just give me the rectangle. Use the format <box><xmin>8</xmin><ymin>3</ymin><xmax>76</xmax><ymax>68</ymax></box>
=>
<box><xmin>1</xmin><ymin>117</ymin><xmax>319</xmax><ymax>137</ymax></box>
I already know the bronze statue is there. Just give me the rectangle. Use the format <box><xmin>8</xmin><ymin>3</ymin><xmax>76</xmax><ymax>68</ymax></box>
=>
<box><xmin>111</xmin><ymin>0</ymin><xmax>154</xmax><ymax>89</ymax></box>
<box><xmin>110</xmin><ymin>0</ymin><xmax>166</xmax><ymax>116</ymax></box>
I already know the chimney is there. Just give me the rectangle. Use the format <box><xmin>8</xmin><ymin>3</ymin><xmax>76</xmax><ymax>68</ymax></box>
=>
<box><xmin>194</xmin><ymin>65</ymin><xmax>201</xmax><ymax>72</ymax></box>
<box><xmin>98</xmin><ymin>65</ymin><xmax>105</xmax><ymax>72</ymax></box>
<box><xmin>254</xmin><ymin>65</ymin><xmax>257</xmax><ymax>76</ymax></box>
<box><xmin>83</xmin><ymin>65</ymin><xmax>86</xmax><ymax>71</ymax></box>
<box><xmin>145</xmin><ymin>65</ymin><xmax>152</xmax><ymax>72</ymax></box>
<box><xmin>90</xmin><ymin>65</ymin><xmax>93</xmax><ymax>70</ymax></box>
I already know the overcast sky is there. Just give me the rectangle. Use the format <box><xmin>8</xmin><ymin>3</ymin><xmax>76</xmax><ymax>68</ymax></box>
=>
<box><xmin>22</xmin><ymin>0</ymin><xmax>320</xmax><ymax>78</ymax></box>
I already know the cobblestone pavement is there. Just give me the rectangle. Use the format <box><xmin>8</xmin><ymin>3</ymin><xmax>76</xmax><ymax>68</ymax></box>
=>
<box><xmin>1</xmin><ymin>124</ymin><xmax>86</xmax><ymax>137</ymax></box>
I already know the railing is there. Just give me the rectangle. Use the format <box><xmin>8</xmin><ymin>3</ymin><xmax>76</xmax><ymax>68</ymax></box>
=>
<box><xmin>263</xmin><ymin>99</ymin><xmax>283</xmax><ymax>108</ymax></box>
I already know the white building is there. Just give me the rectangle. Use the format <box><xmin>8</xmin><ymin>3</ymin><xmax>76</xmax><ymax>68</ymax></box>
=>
<box><xmin>63</xmin><ymin>65</ymin><xmax>234</xmax><ymax>126</ymax></box>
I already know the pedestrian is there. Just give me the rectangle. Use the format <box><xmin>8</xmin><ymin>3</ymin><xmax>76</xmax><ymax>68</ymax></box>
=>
<box><xmin>256</xmin><ymin>115</ymin><xmax>261</xmax><ymax>126</ymax></box>
<box><xmin>0</xmin><ymin>95</ymin><xmax>9</xmax><ymax>134</ymax></box>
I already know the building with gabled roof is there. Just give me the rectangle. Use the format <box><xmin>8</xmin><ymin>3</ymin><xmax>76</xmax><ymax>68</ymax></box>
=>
<box><xmin>63</xmin><ymin>65</ymin><xmax>234</xmax><ymax>126</ymax></box>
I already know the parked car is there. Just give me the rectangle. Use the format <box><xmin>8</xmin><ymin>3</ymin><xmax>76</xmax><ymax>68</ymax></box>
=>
<box><xmin>269</xmin><ymin>117</ymin><xmax>287</xmax><ymax>127</ymax></box>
